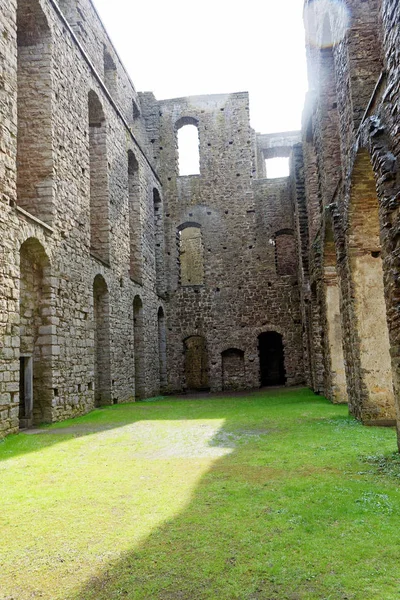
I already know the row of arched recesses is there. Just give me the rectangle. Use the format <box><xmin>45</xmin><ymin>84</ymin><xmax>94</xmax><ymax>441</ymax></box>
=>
<box><xmin>183</xmin><ymin>332</ymin><xmax>286</xmax><ymax>391</ymax></box>
<box><xmin>93</xmin><ymin>280</ymin><xmax>167</xmax><ymax>405</ymax></box>
<box><xmin>17</xmin><ymin>243</ymin><xmax>167</xmax><ymax>429</ymax></box>
<box><xmin>128</xmin><ymin>152</ymin><xmax>164</xmax><ymax>290</ymax></box>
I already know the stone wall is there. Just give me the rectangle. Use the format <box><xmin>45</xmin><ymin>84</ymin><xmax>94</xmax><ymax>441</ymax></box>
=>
<box><xmin>0</xmin><ymin>0</ymin><xmax>165</xmax><ymax>437</ymax></box>
<box><xmin>300</xmin><ymin>0</ymin><xmax>400</xmax><ymax>438</ymax></box>
<box><xmin>139</xmin><ymin>93</ymin><xmax>304</xmax><ymax>393</ymax></box>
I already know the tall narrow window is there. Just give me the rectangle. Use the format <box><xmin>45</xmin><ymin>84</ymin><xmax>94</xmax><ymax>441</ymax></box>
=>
<box><xmin>178</xmin><ymin>224</ymin><xmax>204</xmax><ymax>286</ymax></box>
<box><xmin>93</xmin><ymin>275</ymin><xmax>111</xmax><ymax>406</ymax></box>
<box><xmin>133</xmin><ymin>296</ymin><xmax>145</xmax><ymax>399</ymax></box>
<box><xmin>153</xmin><ymin>189</ymin><xmax>165</xmax><ymax>294</ymax></box>
<box><xmin>176</xmin><ymin>118</ymin><xmax>200</xmax><ymax>176</ymax></box>
<box><xmin>158</xmin><ymin>307</ymin><xmax>167</xmax><ymax>391</ymax></box>
<box><xmin>128</xmin><ymin>151</ymin><xmax>142</xmax><ymax>283</ymax></box>
<box><xmin>103</xmin><ymin>47</ymin><xmax>118</xmax><ymax>99</ymax></box>
<box><xmin>17</xmin><ymin>0</ymin><xmax>54</xmax><ymax>224</ymax></box>
<box><xmin>89</xmin><ymin>91</ymin><xmax>110</xmax><ymax>264</ymax></box>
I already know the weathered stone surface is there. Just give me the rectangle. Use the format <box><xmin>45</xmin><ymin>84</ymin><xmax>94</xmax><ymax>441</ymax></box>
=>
<box><xmin>3</xmin><ymin>0</ymin><xmax>400</xmax><ymax>447</ymax></box>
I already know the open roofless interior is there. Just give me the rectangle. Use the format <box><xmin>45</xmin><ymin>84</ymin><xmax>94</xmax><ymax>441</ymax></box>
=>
<box><xmin>2</xmin><ymin>0</ymin><xmax>400</xmax><ymax>595</ymax></box>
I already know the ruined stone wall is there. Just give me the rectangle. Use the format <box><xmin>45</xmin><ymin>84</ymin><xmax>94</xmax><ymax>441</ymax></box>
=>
<box><xmin>0</xmin><ymin>0</ymin><xmax>309</xmax><ymax>439</ymax></box>
<box><xmin>0</xmin><ymin>0</ymin><xmax>165</xmax><ymax>437</ymax></box>
<box><xmin>140</xmin><ymin>93</ymin><xmax>304</xmax><ymax>392</ymax></box>
<box><xmin>300</xmin><ymin>0</ymin><xmax>400</xmax><ymax>431</ymax></box>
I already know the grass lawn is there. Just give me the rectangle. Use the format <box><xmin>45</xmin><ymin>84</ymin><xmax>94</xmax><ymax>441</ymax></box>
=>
<box><xmin>1</xmin><ymin>387</ymin><xmax>400</xmax><ymax>599</ymax></box>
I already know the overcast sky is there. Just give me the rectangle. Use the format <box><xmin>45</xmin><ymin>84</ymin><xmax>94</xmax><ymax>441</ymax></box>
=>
<box><xmin>92</xmin><ymin>0</ymin><xmax>309</xmax><ymax>135</ymax></box>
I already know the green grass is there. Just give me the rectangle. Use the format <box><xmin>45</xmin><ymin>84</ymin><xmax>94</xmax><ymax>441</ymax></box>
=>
<box><xmin>1</xmin><ymin>387</ymin><xmax>400</xmax><ymax>599</ymax></box>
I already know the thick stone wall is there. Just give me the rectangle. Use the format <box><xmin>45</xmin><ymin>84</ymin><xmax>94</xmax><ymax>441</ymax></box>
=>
<box><xmin>300</xmin><ymin>0</ymin><xmax>400</xmax><ymax>437</ymax></box>
<box><xmin>0</xmin><ymin>0</ymin><xmax>165</xmax><ymax>437</ymax></box>
<box><xmin>140</xmin><ymin>93</ymin><xmax>304</xmax><ymax>392</ymax></box>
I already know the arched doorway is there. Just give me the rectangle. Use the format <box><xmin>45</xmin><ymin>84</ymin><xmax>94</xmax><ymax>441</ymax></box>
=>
<box><xmin>184</xmin><ymin>336</ymin><xmax>209</xmax><ymax>391</ymax></box>
<box><xmin>258</xmin><ymin>332</ymin><xmax>286</xmax><ymax>387</ymax></box>
<box><xmin>19</xmin><ymin>238</ymin><xmax>53</xmax><ymax>427</ymax></box>
<box><xmin>93</xmin><ymin>275</ymin><xmax>111</xmax><ymax>406</ymax></box>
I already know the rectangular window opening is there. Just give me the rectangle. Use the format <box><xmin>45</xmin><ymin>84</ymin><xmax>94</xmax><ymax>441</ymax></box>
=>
<box><xmin>265</xmin><ymin>157</ymin><xmax>290</xmax><ymax>179</ymax></box>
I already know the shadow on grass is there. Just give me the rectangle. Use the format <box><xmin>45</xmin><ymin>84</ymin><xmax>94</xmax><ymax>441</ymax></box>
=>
<box><xmin>63</xmin><ymin>399</ymin><xmax>397</xmax><ymax>600</ymax></box>
<box><xmin>3</xmin><ymin>387</ymin><xmax>398</xmax><ymax>600</ymax></box>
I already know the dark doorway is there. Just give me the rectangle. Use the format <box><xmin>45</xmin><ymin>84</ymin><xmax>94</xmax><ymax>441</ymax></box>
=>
<box><xmin>258</xmin><ymin>332</ymin><xmax>286</xmax><ymax>386</ymax></box>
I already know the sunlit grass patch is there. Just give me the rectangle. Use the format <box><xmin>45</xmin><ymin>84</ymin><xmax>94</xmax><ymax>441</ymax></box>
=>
<box><xmin>0</xmin><ymin>388</ymin><xmax>400</xmax><ymax>599</ymax></box>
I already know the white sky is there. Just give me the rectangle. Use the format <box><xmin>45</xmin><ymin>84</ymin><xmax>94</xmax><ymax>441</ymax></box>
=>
<box><xmin>92</xmin><ymin>0</ymin><xmax>309</xmax><ymax>135</ymax></box>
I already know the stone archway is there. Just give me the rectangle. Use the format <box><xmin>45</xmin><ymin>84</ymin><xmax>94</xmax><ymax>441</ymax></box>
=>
<box><xmin>19</xmin><ymin>238</ymin><xmax>53</xmax><ymax>427</ymax></box>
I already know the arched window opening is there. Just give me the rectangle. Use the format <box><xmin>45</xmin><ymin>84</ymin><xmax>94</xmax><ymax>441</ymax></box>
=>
<box><xmin>128</xmin><ymin>151</ymin><xmax>142</xmax><ymax>282</ymax></box>
<box><xmin>158</xmin><ymin>307</ymin><xmax>167</xmax><ymax>391</ymax></box>
<box><xmin>153</xmin><ymin>189</ymin><xmax>165</xmax><ymax>294</ymax></box>
<box><xmin>133</xmin><ymin>296</ymin><xmax>145</xmax><ymax>399</ymax></box>
<box><xmin>184</xmin><ymin>336</ymin><xmax>209</xmax><ymax>391</ymax></box>
<box><xmin>17</xmin><ymin>0</ymin><xmax>54</xmax><ymax>224</ymax></box>
<box><xmin>323</xmin><ymin>221</ymin><xmax>347</xmax><ymax>403</ymax></box>
<box><xmin>89</xmin><ymin>91</ymin><xmax>110</xmax><ymax>263</ymax></box>
<box><xmin>178</xmin><ymin>224</ymin><xmax>204</xmax><ymax>286</ymax></box>
<box><xmin>176</xmin><ymin>120</ymin><xmax>200</xmax><ymax>176</ymax></box>
<box><xmin>20</xmin><ymin>239</ymin><xmax>53</xmax><ymax>427</ymax></box>
<box><xmin>275</xmin><ymin>230</ymin><xmax>297</xmax><ymax>276</ymax></box>
<box><xmin>93</xmin><ymin>275</ymin><xmax>111</xmax><ymax>406</ymax></box>
<box><xmin>103</xmin><ymin>47</ymin><xmax>117</xmax><ymax>98</ymax></box>
<box><xmin>258</xmin><ymin>332</ymin><xmax>286</xmax><ymax>387</ymax></box>
<box><xmin>348</xmin><ymin>150</ymin><xmax>394</xmax><ymax>420</ymax></box>
<box><xmin>222</xmin><ymin>349</ymin><xmax>245</xmax><ymax>391</ymax></box>
<box><xmin>265</xmin><ymin>157</ymin><xmax>290</xmax><ymax>179</ymax></box>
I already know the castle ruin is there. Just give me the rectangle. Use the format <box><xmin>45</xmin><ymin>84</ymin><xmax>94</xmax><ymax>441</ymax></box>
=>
<box><xmin>1</xmin><ymin>0</ymin><xmax>400</xmax><ymax>447</ymax></box>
